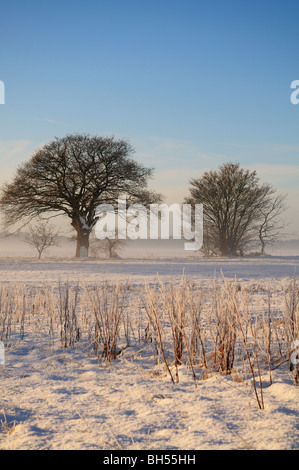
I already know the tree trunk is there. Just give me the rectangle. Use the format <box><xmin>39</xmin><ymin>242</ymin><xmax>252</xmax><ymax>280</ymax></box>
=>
<box><xmin>219</xmin><ymin>240</ymin><xmax>237</xmax><ymax>257</ymax></box>
<box><xmin>72</xmin><ymin>213</ymin><xmax>92</xmax><ymax>258</ymax></box>
<box><xmin>108</xmin><ymin>242</ymin><xmax>113</xmax><ymax>259</ymax></box>
<box><xmin>75</xmin><ymin>230</ymin><xmax>90</xmax><ymax>258</ymax></box>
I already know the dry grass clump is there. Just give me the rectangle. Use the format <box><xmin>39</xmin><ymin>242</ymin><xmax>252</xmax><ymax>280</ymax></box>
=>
<box><xmin>1</xmin><ymin>411</ymin><xmax>16</xmax><ymax>436</ymax></box>
<box><xmin>143</xmin><ymin>274</ymin><xmax>299</xmax><ymax>407</ymax></box>
<box><xmin>86</xmin><ymin>282</ymin><xmax>128</xmax><ymax>361</ymax></box>
<box><xmin>0</xmin><ymin>274</ymin><xmax>298</xmax><ymax>409</ymax></box>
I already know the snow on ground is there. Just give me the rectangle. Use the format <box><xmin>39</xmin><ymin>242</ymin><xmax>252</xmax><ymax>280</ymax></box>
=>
<box><xmin>0</xmin><ymin>255</ymin><xmax>298</xmax><ymax>450</ymax></box>
<box><xmin>0</xmin><ymin>254</ymin><xmax>298</xmax><ymax>285</ymax></box>
<box><xmin>1</xmin><ymin>341</ymin><xmax>298</xmax><ymax>450</ymax></box>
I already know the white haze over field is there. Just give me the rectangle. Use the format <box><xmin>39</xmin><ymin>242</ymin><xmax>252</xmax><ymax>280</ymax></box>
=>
<box><xmin>0</xmin><ymin>232</ymin><xmax>298</xmax><ymax>260</ymax></box>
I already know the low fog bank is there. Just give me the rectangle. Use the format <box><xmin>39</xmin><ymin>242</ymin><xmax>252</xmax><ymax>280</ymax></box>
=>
<box><xmin>0</xmin><ymin>233</ymin><xmax>298</xmax><ymax>259</ymax></box>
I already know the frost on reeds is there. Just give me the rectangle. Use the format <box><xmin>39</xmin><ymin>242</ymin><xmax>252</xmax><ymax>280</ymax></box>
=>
<box><xmin>0</xmin><ymin>285</ymin><xmax>27</xmax><ymax>341</ymax></box>
<box><xmin>0</xmin><ymin>275</ymin><xmax>298</xmax><ymax>409</ymax></box>
<box><xmin>57</xmin><ymin>281</ymin><xmax>81</xmax><ymax>348</ymax></box>
<box><xmin>144</xmin><ymin>277</ymin><xmax>198</xmax><ymax>385</ymax></box>
<box><xmin>85</xmin><ymin>281</ymin><xmax>128</xmax><ymax>361</ymax></box>
<box><xmin>285</xmin><ymin>278</ymin><xmax>299</xmax><ymax>385</ymax></box>
<box><xmin>143</xmin><ymin>274</ymin><xmax>299</xmax><ymax>408</ymax></box>
<box><xmin>144</xmin><ymin>276</ymin><xmax>244</xmax><ymax>385</ymax></box>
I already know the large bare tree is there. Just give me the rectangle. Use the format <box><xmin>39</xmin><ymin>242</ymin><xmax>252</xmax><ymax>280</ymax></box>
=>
<box><xmin>0</xmin><ymin>134</ymin><xmax>162</xmax><ymax>257</ymax></box>
<box><xmin>185</xmin><ymin>162</ymin><xmax>287</xmax><ymax>257</ymax></box>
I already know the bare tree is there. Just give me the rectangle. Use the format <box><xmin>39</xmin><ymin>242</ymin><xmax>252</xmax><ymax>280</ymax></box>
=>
<box><xmin>24</xmin><ymin>219</ymin><xmax>60</xmax><ymax>259</ymax></box>
<box><xmin>0</xmin><ymin>134</ymin><xmax>162</xmax><ymax>258</ymax></box>
<box><xmin>257</xmin><ymin>194</ymin><xmax>287</xmax><ymax>255</ymax></box>
<box><xmin>90</xmin><ymin>234</ymin><xmax>127</xmax><ymax>259</ymax></box>
<box><xmin>185</xmin><ymin>162</ymin><xmax>287</xmax><ymax>257</ymax></box>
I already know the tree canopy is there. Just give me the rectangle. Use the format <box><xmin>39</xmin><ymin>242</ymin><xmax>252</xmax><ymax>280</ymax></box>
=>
<box><xmin>0</xmin><ymin>134</ymin><xmax>163</xmax><ymax>257</ymax></box>
<box><xmin>185</xmin><ymin>162</ymin><xmax>287</xmax><ymax>256</ymax></box>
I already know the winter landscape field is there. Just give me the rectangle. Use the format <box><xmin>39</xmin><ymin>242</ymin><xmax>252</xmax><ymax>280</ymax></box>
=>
<box><xmin>0</xmin><ymin>246</ymin><xmax>298</xmax><ymax>451</ymax></box>
<box><xmin>1</xmin><ymin>0</ymin><xmax>299</xmax><ymax>454</ymax></box>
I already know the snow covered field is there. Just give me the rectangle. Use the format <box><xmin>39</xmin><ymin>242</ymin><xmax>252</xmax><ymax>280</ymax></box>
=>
<box><xmin>0</xmin><ymin>254</ymin><xmax>298</xmax><ymax>285</ymax></box>
<box><xmin>0</xmin><ymin>255</ymin><xmax>298</xmax><ymax>450</ymax></box>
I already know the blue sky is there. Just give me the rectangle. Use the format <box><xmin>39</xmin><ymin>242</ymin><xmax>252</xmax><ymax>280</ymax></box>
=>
<box><xmin>0</xmin><ymin>0</ymin><xmax>299</xmax><ymax>236</ymax></box>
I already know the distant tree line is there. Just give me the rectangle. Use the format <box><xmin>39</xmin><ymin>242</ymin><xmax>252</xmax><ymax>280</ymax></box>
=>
<box><xmin>0</xmin><ymin>134</ymin><xmax>287</xmax><ymax>258</ymax></box>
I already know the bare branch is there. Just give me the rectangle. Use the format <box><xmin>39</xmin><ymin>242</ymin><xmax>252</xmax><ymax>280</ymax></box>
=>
<box><xmin>0</xmin><ymin>134</ymin><xmax>163</xmax><ymax>258</ymax></box>
<box><xmin>24</xmin><ymin>219</ymin><xmax>60</xmax><ymax>259</ymax></box>
<box><xmin>185</xmin><ymin>162</ymin><xmax>287</xmax><ymax>257</ymax></box>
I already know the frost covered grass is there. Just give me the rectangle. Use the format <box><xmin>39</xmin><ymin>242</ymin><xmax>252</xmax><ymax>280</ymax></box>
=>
<box><xmin>1</xmin><ymin>275</ymin><xmax>297</xmax><ymax>388</ymax></box>
<box><xmin>0</xmin><ymin>257</ymin><xmax>298</xmax><ymax>450</ymax></box>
